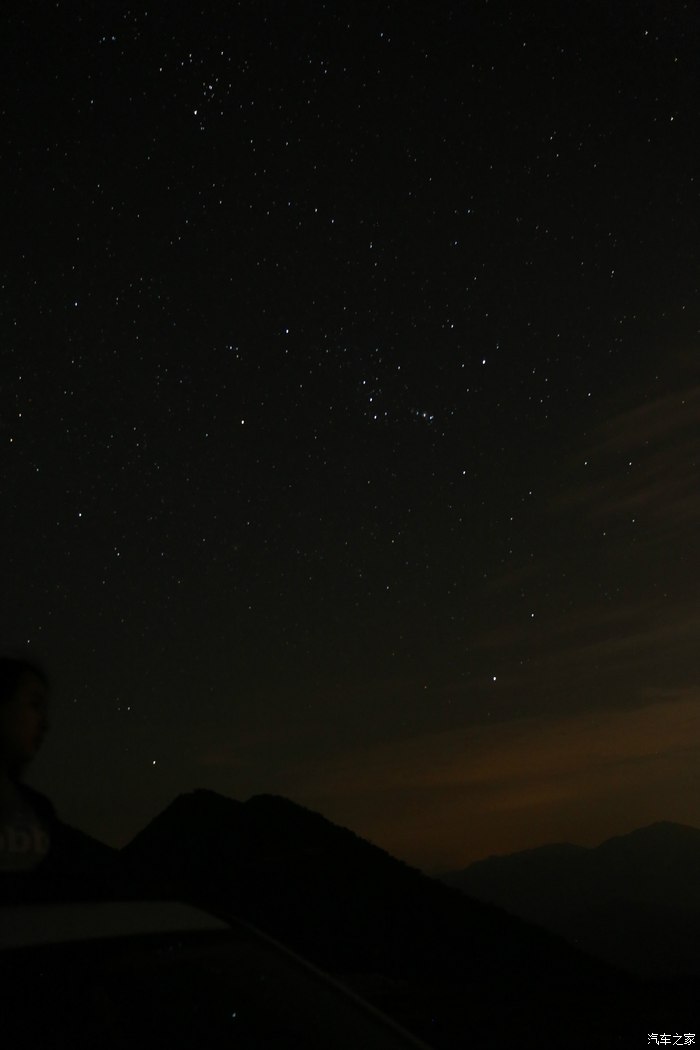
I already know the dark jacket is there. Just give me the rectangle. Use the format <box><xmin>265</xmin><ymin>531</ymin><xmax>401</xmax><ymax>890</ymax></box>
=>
<box><xmin>1</xmin><ymin>783</ymin><xmax>171</xmax><ymax>903</ymax></box>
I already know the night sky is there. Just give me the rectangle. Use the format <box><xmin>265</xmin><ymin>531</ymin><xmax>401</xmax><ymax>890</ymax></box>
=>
<box><xmin>4</xmin><ymin>1</ymin><xmax>699</xmax><ymax>873</ymax></box>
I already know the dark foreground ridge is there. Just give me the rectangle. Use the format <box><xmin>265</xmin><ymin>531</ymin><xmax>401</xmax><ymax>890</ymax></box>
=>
<box><xmin>118</xmin><ymin>790</ymin><xmax>697</xmax><ymax>1048</ymax></box>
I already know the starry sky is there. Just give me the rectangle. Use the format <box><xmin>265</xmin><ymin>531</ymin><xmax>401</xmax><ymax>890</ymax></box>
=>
<box><xmin>3</xmin><ymin>0</ymin><xmax>699</xmax><ymax>873</ymax></box>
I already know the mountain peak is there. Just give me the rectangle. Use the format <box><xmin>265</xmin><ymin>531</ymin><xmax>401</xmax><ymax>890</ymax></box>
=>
<box><xmin>597</xmin><ymin>820</ymin><xmax>700</xmax><ymax>852</ymax></box>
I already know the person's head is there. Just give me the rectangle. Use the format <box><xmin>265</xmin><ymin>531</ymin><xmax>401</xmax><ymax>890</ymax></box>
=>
<box><xmin>0</xmin><ymin>658</ymin><xmax>50</xmax><ymax>779</ymax></box>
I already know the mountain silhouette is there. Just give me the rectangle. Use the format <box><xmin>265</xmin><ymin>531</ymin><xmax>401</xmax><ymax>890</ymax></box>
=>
<box><xmin>122</xmin><ymin>790</ymin><xmax>595</xmax><ymax>979</ymax></box>
<box><xmin>439</xmin><ymin>821</ymin><xmax>700</xmax><ymax>980</ymax></box>
<box><xmin>117</xmin><ymin>791</ymin><xmax>698</xmax><ymax>1047</ymax></box>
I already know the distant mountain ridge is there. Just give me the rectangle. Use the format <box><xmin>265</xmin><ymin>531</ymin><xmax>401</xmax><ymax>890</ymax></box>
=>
<box><xmin>439</xmin><ymin>820</ymin><xmax>700</xmax><ymax>979</ymax></box>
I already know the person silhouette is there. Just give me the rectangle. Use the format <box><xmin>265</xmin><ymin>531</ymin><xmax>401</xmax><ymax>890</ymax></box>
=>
<box><xmin>0</xmin><ymin>655</ymin><xmax>178</xmax><ymax>901</ymax></box>
<box><xmin>0</xmin><ymin>657</ymin><xmax>54</xmax><ymax>872</ymax></box>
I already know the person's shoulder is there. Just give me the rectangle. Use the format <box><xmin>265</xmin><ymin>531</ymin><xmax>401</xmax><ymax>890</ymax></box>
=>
<box><xmin>16</xmin><ymin>781</ymin><xmax>59</xmax><ymax>825</ymax></box>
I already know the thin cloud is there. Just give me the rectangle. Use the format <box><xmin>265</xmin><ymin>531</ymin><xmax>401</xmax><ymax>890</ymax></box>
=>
<box><xmin>557</xmin><ymin>382</ymin><xmax>700</xmax><ymax>537</ymax></box>
<box><xmin>280</xmin><ymin>690</ymin><xmax>700</xmax><ymax>869</ymax></box>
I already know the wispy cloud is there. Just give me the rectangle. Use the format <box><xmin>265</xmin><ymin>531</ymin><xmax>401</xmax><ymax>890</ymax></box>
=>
<box><xmin>557</xmin><ymin>382</ymin><xmax>700</xmax><ymax>538</ymax></box>
<box><xmin>279</xmin><ymin>688</ymin><xmax>700</xmax><ymax>870</ymax></box>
